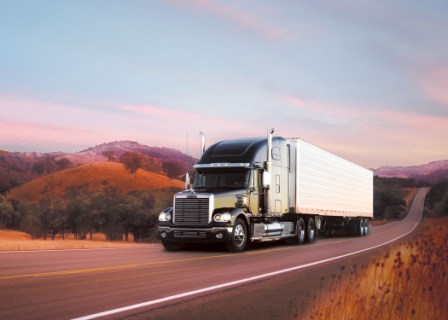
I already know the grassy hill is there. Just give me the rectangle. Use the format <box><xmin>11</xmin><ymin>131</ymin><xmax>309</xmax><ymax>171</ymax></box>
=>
<box><xmin>7</xmin><ymin>162</ymin><xmax>184</xmax><ymax>204</ymax></box>
<box><xmin>0</xmin><ymin>141</ymin><xmax>196</xmax><ymax>193</ymax></box>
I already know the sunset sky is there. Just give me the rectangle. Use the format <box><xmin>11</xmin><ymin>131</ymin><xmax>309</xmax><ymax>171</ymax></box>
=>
<box><xmin>1</xmin><ymin>0</ymin><xmax>447</xmax><ymax>168</ymax></box>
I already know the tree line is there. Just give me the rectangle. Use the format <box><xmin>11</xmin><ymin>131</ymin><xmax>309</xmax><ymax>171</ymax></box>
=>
<box><xmin>373</xmin><ymin>177</ymin><xmax>430</xmax><ymax>219</ymax></box>
<box><xmin>425</xmin><ymin>179</ymin><xmax>448</xmax><ymax>216</ymax></box>
<box><xmin>0</xmin><ymin>182</ymin><xmax>181</xmax><ymax>241</ymax></box>
<box><xmin>113</xmin><ymin>151</ymin><xmax>182</xmax><ymax>179</ymax></box>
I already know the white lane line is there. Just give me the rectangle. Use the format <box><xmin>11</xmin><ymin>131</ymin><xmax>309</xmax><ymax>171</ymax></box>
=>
<box><xmin>73</xmin><ymin>217</ymin><xmax>422</xmax><ymax>320</ymax></box>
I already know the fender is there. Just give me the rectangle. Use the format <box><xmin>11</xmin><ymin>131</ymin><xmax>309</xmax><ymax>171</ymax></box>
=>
<box><xmin>229</xmin><ymin>208</ymin><xmax>250</xmax><ymax>227</ymax></box>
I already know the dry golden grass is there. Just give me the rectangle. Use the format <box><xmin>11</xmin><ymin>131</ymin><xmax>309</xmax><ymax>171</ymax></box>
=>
<box><xmin>0</xmin><ymin>229</ymin><xmax>152</xmax><ymax>251</ymax></box>
<box><xmin>7</xmin><ymin>162</ymin><xmax>184</xmax><ymax>203</ymax></box>
<box><xmin>304</xmin><ymin>217</ymin><xmax>448</xmax><ymax>320</ymax></box>
<box><xmin>0</xmin><ymin>229</ymin><xmax>32</xmax><ymax>240</ymax></box>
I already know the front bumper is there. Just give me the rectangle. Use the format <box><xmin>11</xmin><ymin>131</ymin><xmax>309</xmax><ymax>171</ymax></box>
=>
<box><xmin>158</xmin><ymin>226</ymin><xmax>233</xmax><ymax>243</ymax></box>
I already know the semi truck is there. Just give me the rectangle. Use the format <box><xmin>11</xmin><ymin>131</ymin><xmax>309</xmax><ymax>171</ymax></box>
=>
<box><xmin>158</xmin><ymin>129</ymin><xmax>373</xmax><ymax>252</ymax></box>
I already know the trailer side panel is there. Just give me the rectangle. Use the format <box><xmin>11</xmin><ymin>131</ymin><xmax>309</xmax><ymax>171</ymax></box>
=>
<box><xmin>288</xmin><ymin>138</ymin><xmax>373</xmax><ymax>218</ymax></box>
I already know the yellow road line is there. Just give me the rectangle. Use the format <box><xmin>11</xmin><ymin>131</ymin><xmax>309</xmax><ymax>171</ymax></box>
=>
<box><xmin>0</xmin><ymin>236</ymin><xmax>368</xmax><ymax>281</ymax></box>
<box><xmin>0</xmin><ymin>253</ymin><xmax>232</xmax><ymax>281</ymax></box>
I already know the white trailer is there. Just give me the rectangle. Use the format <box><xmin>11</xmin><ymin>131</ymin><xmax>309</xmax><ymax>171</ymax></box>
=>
<box><xmin>288</xmin><ymin>138</ymin><xmax>373</xmax><ymax>218</ymax></box>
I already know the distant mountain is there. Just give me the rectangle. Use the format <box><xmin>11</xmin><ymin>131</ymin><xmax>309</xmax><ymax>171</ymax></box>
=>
<box><xmin>0</xmin><ymin>141</ymin><xmax>196</xmax><ymax>193</ymax></box>
<box><xmin>8</xmin><ymin>162</ymin><xmax>184</xmax><ymax>204</ymax></box>
<box><xmin>375</xmin><ymin>160</ymin><xmax>448</xmax><ymax>183</ymax></box>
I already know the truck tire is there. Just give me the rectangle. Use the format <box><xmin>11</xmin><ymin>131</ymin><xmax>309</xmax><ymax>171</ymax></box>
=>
<box><xmin>225</xmin><ymin>218</ymin><xmax>248</xmax><ymax>253</ymax></box>
<box><xmin>285</xmin><ymin>217</ymin><xmax>306</xmax><ymax>245</ymax></box>
<box><xmin>363</xmin><ymin>219</ymin><xmax>369</xmax><ymax>235</ymax></box>
<box><xmin>349</xmin><ymin>218</ymin><xmax>363</xmax><ymax>237</ymax></box>
<box><xmin>162</xmin><ymin>241</ymin><xmax>184</xmax><ymax>251</ymax></box>
<box><xmin>305</xmin><ymin>217</ymin><xmax>316</xmax><ymax>243</ymax></box>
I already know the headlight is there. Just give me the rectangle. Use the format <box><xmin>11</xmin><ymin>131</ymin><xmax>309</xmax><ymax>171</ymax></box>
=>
<box><xmin>159</xmin><ymin>212</ymin><xmax>172</xmax><ymax>222</ymax></box>
<box><xmin>213</xmin><ymin>212</ymin><xmax>231</xmax><ymax>223</ymax></box>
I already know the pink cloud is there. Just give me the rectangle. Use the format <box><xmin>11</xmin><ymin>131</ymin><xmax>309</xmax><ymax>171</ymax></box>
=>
<box><xmin>167</xmin><ymin>0</ymin><xmax>292</xmax><ymax>41</ymax></box>
<box><xmin>285</xmin><ymin>95</ymin><xmax>448</xmax><ymax>166</ymax></box>
<box><xmin>286</xmin><ymin>95</ymin><xmax>448</xmax><ymax>130</ymax></box>
<box><xmin>117</xmin><ymin>104</ymin><xmax>203</xmax><ymax>121</ymax></box>
<box><xmin>286</xmin><ymin>96</ymin><xmax>348</xmax><ymax>117</ymax></box>
<box><xmin>419</xmin><ymin>66</ymin><xmax>448</xmax><ymax>108</ymax></box>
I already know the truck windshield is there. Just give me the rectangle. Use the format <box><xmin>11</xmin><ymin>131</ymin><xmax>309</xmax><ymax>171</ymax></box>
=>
<box><xmin>193</xmin><ymin>170</ymin><xmax>250</xmax><ymax>190</ymax></box>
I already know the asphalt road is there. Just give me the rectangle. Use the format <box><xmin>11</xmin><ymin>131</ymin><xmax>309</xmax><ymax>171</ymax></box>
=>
<box><xmin>0</xmin><ymin>188</ymin><xmax>428</xmax><ymax>320</ymax></box>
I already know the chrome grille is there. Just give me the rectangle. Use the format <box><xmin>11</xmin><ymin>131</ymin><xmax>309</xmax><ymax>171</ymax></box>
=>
<box><xmin>174</xmin><ymin>196</ymin><xmax>211</xmax><ymax>226</ymax></box>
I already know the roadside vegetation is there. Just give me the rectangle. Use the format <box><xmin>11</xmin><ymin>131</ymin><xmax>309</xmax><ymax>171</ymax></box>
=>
<box><xmin>0</xmin><ymin>186</ymin><xmax>179</xmax><ymax>242</ymax></box>
<box><xmin>0</xmin><ymin>161</ymin><xmax>183</xmax><ymax>242</ymax></box>
<box><xmin>425</xmin><ymin>179</ymin><xmax>448</xmax><ymax>216</ymax></box>
<box><xmin>373</xmin><ymin>177</ymin><xmax>428</xmax><ymax>220</ymax></box>
<box><xmin>304</xmin><ymin>217</ymin><xmax>448</xmax><ymax>319</ymax></box>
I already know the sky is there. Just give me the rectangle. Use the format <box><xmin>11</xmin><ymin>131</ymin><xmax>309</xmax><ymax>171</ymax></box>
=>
<box><xmin>1</xmin><ymin>0</ymin><xmax>447</xmax><ymax>168</ymax></box>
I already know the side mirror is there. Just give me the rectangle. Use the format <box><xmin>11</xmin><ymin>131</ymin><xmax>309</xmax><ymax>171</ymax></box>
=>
<box><xmin>262</xmin><ymin>171</ymin><xmax>271</xmax><ymax>189</ymax></box>
<box><xmin>185</xmin><ymin>172</ymin><xmax>191</xmax><ymax>190</ymax></box>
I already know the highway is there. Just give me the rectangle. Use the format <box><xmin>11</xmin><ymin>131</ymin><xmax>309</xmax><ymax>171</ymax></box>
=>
<box><xmin>0</xmin><ymin>188</ymin><xmax>427</xmax><ymax>320</ymax></box>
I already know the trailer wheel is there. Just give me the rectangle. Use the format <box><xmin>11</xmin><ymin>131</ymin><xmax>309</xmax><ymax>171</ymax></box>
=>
<box><xmin>305</xmin><ymin>217</ymin><xmax>316</xmax><ymax>243</ymax></box>
<box><xmin>360</xmin><ymin>218</ymin><xmax>367</xmax><ymax>236</ymax></box>
<box><xmin>285</xmin><ymin>217</ymin><xmax>306</xmax><ymax>245</ymax></box>
<box><xmin>364</xmin><ymin>219</ymin><xmax>369</xmax><ymax>235</ymax></box>
<box><xmin>225</xmin><ymin>218</ymin><xmax>247</xmax><ymax>253</ymax></box>
<box><xmin>349</xmin><ymin>218</ymin><xmax>363</xmax><ymax>237</ymax></box>
<box><xmin>162</xmin><ymin>241</ymin><xmax>184</xmax><ymax>251</ymax></box>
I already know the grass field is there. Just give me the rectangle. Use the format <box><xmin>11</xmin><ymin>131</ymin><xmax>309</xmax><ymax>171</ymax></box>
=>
<box><xmin>304</xmin><ymin>217</ymin><xmax>448</xmax><ymax>319</ymax></box>
<box><xmin>0</xmin><ymin>229</ymin><xmax>153</xmax><ymax>251</ymax></box>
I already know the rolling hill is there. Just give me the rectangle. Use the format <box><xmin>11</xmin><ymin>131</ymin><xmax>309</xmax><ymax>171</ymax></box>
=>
<box><xmin>374</xmin><ymin>159</ymin><xmax>448</xmax><ymax>183</ymax></box>
<box><xmin>0</xmin><ymin>141</ymin><xmax>197</xmax><ymax>193</ymax></box>
<box><xmin>7</xmin><ymin>162</ymin><xmax>184</xmax><ymax>204</ymax></box>
<box><xmin>64</xmin><ymin>140</ymin><xmax>196</xmax><ymax>172</ymax></box>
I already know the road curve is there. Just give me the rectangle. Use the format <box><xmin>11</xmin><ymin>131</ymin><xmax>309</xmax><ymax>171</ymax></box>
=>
<box><xmin>0</xmin><ymin>188</ymin><xmax>428</xmax><ymax>320</ymax></box>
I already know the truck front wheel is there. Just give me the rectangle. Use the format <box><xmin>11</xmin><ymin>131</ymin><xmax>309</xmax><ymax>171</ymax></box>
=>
<box><xmin>226</xmin><ymin>218</ymin><xmax>248</xmax><ymax>253</ymax></box>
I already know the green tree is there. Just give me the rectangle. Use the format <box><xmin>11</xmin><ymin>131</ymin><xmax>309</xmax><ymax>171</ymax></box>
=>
<box><xmin>96</xmin><ymin>186</ymin><xmax>126</xmax><ymax>240</ymax></box>
<box><xmin>0</xmin><ymin>195</ymin><xmax>16</xmax><ymax>228</ymax></box>
<box><xmin>162</xmin><ymin>162</ymin><xmax>182</xmax><ymax>180</ymax></box>
<box><xmin>37</xmin><ymin>178</ymin><xmax>62</xmax><ymax>239</ymax></box>
<box><xmin>65</xmin><ymin>183</ymin><xmax>93</xmax><ymax>240</ymax></box>
<box><xmin>56</xmin><ymin>157</ymin><xmax>72</xmax><ymax>170</ymax></box>
<box><xmin>426</xmin><ymin>180</ymin><xmax>448</xmax><ymax>216</ymax></box>
<box><xmin>102</xmin><ymin>150</ymin><xmax>115</xmax><ymax>161</ymax></box>
<box><xmin>374</xmin><ymin>177</ymin><xmax>406</xmax><ymax>219</ymax></box>
<box><xmin>126</xmin><ymin>191</ymin><xmax>156</xmax><ymax>242</ymax></box>
<box><xmin>119</xmin><ymin>152</ymin><xmax>142</xmax><ymax>173</ymax></box>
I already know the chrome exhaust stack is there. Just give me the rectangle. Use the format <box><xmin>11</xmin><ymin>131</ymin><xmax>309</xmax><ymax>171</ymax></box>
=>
<box><xmin>263</xmin><ymin>128</ymin><xmax>274</xmax><ymax>214</ymax></box>
<box><xmin>200</xmin><ymin>131</ymin><xmax>205</xmax><ymax>156</ymax></box>
<box><xmin>267</xmin><ymin>128</ymin><xmax>274</xmax><ymax>170</ymax></box>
